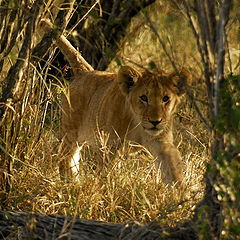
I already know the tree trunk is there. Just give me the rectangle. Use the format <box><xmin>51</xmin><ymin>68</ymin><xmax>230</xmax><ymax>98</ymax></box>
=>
<box><xmin>181</xmin><ymin>0</ymin><xmax>232</xmax><ymax>238</ymax></box>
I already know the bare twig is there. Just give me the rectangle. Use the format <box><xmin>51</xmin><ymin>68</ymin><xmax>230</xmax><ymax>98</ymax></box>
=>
<box><xmin>67</xmin><ymin>0</ymin><xmax>100</xmax><ymax>37</ymax></box>
<box><xmin>142</xmin><ymin>11</ymin><xmax>179</xmax><ymax>72</ymax></box>
<box><xmin>186</xmin><ymin>89</ymin><xmax>211</xmax><ymax>130</ymax></box>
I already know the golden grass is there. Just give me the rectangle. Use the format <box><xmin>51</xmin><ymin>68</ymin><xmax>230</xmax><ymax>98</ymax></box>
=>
<box><xmin>5</xmin><ymin>95</ymin><xmax>207</xmax><ymax>225</ymax></box>
<box><xmin>8</xmin><ymin>135</ymin><xmax>206</xmax><ymax>224</ymax></box>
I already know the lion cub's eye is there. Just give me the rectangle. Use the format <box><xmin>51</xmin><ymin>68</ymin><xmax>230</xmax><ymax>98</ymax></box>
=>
<box><xmin>140</xmin><ymin>95</ymin><xmax>148</xmax><ymax>103</ymax></box>
<box><xmin>162</xmin><ymin>96</ymin><xmax>170</xmax><ymax>102</ymax></box>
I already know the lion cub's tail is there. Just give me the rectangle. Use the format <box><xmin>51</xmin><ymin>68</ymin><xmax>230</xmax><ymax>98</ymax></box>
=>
<box><xmin>40</xmin><ymin>19</ymin><xmax>94</xmax><ymax>76</ymax></box>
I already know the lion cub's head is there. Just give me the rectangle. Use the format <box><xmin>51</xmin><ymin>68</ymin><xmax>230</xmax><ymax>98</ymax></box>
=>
<box><xmin>117</xmin><ymin>66</ymin><xmax>191</xmax><ymax>136</ymax></box>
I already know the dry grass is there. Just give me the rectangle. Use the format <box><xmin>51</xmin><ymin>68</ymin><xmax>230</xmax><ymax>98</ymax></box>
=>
<box><xmin>7</xmin><ymin>126</ymin><xmax>206</xmax><ymax>224</ymax></box>
<box><xmin>1</xmin><ymin>1</ymin><xmax>213</xmax><ymax>228</ymax></box>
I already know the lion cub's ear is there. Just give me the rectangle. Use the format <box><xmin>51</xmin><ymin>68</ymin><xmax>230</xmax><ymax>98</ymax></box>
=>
<box><xmin>117</xmin><ymin>66</ymin><xmax>141</xmax><ymax>95</ymax></box>
<box><xmin>170</xmin><ymin>69</ymin><xmax>192</xmax><ymax>96</ymax></box>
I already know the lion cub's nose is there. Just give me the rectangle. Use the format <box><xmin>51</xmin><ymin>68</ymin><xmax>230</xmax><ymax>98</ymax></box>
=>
<box><xmin>149</xmin><ymin>120</ymin><xmax>162</xmax><ymax>126</ymax></box>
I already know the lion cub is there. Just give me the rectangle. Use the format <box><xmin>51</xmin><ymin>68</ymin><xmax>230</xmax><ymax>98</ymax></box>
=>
<box><xmin>45</xmin><ymin>21</ymin><xmax>191</xmax><ymax>185</ymax></box>
<box><xmin>60</xmin><ymin>65</ymin><xmax>191</xmax><ymax>184</ymax></box>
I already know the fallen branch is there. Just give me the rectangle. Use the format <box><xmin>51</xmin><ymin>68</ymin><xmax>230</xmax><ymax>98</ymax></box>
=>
<box><xmin>0</xmin><ymin>211</ymin><xmax>198</xmax><ymax>240</ymax></box>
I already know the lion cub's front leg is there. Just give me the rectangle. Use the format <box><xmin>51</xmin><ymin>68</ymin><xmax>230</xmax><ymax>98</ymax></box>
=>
<box><xmin>59</xmin><ymin>138</ymin><xmax>80</xmax><ymax>181</ymax></box>
<box><xmin>147</xmin><ymin>141</ymin><xmax>184</xmax><ymax>185</ymax></box>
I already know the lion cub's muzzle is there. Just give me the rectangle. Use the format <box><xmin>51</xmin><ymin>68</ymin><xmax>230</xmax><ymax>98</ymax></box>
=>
<box><xmin>142</xmin><ymin>119</ymin><xmax>164</xmax><ymax>136</ymax></box>
<box><xmin>149</xmin><ymin>119</ymin><xmax>162</xmax><ymax>127</ymax></box>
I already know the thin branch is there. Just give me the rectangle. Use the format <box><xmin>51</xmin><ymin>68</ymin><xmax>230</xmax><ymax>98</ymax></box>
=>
<box><xmin>214</xmin><ymin>0</ymin><xmax>231</xmax><ymax>117</ymax></box>
<box><xmin>67</xmin><ymin>0</ymin><xmax>100</xmax><ymax>37</ymax></box>
<box><xmin>225</xmin><ymin>32</ymin><xmax>233</xmax><ymax>74</ymax></box>
<box><xmin>142</xmin><ymin>11</ymin><xmax>179</xmax><ymax>73</ymax></box>
<box><xmin>175</xmin><ymin>0</ymin><xmax>214</xmax><ymax>116</ymax></box>
<box><xmin>205</xmin><ymin>0</ymin><xmax>217</xmax><ymax>54</ymax></box>
<box><xmin>186</xmin><ymin>89</ymin><xmax>211</xmax><ymax>130</ymax></box>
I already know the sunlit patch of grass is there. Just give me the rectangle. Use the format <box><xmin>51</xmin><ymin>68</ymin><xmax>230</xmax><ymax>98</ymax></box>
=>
<box><xmin>7</xmin><ymin>120</ymin><xmax>206</xmax><ymax>225</ymax></box>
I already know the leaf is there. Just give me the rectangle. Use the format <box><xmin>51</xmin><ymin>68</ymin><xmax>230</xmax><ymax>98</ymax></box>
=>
<box><xmin>148</xmin><ymin>61</ymin><xmax>157</xmax><ymax>69</ymax></box>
